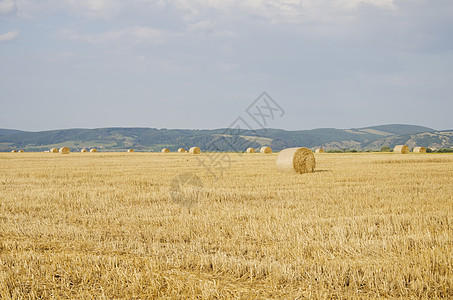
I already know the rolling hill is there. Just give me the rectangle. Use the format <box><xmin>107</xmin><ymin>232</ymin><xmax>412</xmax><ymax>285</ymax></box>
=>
<box><xmin>0</xmin><ymin>129</ymin><xmax>23</xmax><ymax>136</ymax></box>
<box><xmin>0</xmin><ymin>124</ymin><xmax>448</xmax><ymax>152</ymax></box>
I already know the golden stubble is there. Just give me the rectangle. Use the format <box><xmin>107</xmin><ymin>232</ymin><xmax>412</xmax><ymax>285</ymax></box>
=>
<box><xmin>0</xmin><ymin>152</ymin><xmax>452</xmax><ymax>298</ymax></box>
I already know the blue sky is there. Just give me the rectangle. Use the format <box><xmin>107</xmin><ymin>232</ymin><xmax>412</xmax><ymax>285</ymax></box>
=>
<box><xmin>1</xmin><ymin>0</ymin><xmax>452</xmax><ymax>131</ymax></box>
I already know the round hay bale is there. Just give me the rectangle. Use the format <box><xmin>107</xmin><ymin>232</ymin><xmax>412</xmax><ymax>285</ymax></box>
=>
<box><xmin>90</xmin><ymin>148</ymin><xmax>98</xmax><ymax>153</ymax></box>
<box><xmin>59</xmin><ymin>147</ymin><xmax>70</xmax><ymax>154</ymax></box>
<box><xmin>162</xmin><ymin>148</ymin><xmax>170</xmax><ymax>153</ymax></box>
<box><xmin>260</xmin><ymin>146</ymin><xmax>272</xmax><ymax>154</ymax></box>
<box><xmin>276</xmin><ymin>147</ymin><xmax>316</xmax><ymax>174</ymax></box>
<box><xmin>127</xmin><ymin>149</ymin><xmax>134</xmax><ymax>153</ymax></box>
<box><xmin>315</xmin><ymin>148</ymin><xmax>325</xmax><ymax>153</ymax></box>
<box><xmin>185</xmin><ymin>150</ymin><xmax>189</xmax><ymax>153</ymax></box>
<box><xmin>189</xmin><ymin>147</ymin><xmax>201</xmax><ymax>154</ymax></box>
<box><xmin>50</xmin><ymin>148</ymin><xmax>58</xmax><ymax>153</ymax></box>
<box><xmin>178</xmin><ymin>148</ymin><xmax>186</xmax><ymax>153</ymax></box>
<box><xmin>18</xmin><ymin>150</ymin><xmax>25</xmax><ymax>153</ymax></box>
<box><xmin>246</xmin><ymin>148</ymin><xmax>255</xmax><ymax>153</ymax></box>
<box><xmin>413</xmin><ymin>146</ymin><xmax>426</xmax><ymax>153</ymax></box>
<box><xmin>11</xmin><ymin>150</ymin><xmax>17</xmax><ymax>153</ymax></box>
<box><xmin>394</xmin><ymin>145</ymin><xmax>409</xmax><ymax>154</ymax></box>
<box><xmin>81</xmin><ymin>149</ymin><xmax>87</xmax><ymax>153</ymax></box>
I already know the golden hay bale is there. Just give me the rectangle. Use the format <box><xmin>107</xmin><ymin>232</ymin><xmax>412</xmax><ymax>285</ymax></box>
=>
<box><xmin>127</xmin><ymin>149</ymin><xmax>134</xmax><ymax>153</ymax></box>
<box><xmin>50</xmin><ymin>148</ymin><xmax>58</xmax><ymax>153</ymax></box>
<box><xmin>81</xmin><ymin>149</ymin><xmax>87</xmax><ymax>153</ymax></box>
<box><xmin>162</xmin><ymin>148</ymin><xmax>170</xmax><ymax>153</ymax></box>
<box><xmin>276</xmin><ymin>147</ymin><xmax>316</xmax><ymax>174</ymax></box>
<box><xmin>90</xmin><ymin>148</ymin><xmax>98</xmax><ymax>153</ymax></box>
<box><xmin>260</xmin><ymin>146</ymin><xmax>272</xmax><ymax>154</ymax></box>
<box><xmin>189</xmin><ymin>147</ymin><xmax>201</xmax><ymax>154</ymax></box>
<box><xmin>315</xmin><ymin>148</ymin><xmax>325</xmax><ymax>153</ymax></box>
<box><xmin>59</xmin><ymin>147</ymin><xmax>70</xmax><ymax>154</ymax></box>
<box><xmin>11</xmin><ymin>150</ymin><xmax>17</xmax><ymax>153</ymax></box>
<box><xmin>18</xmin><ymin>150</ymin><xmax>25</xmax><ymax>153</ymax></box>
<box><xmin>178</xmin><ymin>148</ymin><xmax>186</xmax><ymax>153</ymax></box>
<box><xmin>185</xmin><ymin>150</ymin><xmax>189</xmax><ymax>153</ymax></box>
<box><xmin>394</xmin><ymin>145</ymin><xmax>409</xmax><ymax>154</ymax></box>
<box><xmin>246</xmin><ymin>148</ymin><xmax>255</xmax><ymax>153</ymax></box>
<box><xmin>413</xmin><ymin>147</ymin><xmax>426</xmax><ymax>154</ymax></box>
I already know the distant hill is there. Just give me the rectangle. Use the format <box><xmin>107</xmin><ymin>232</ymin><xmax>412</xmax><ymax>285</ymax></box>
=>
<box><xmin>364</xmin><ymin>130</ymin><xmax>453</xmax><ymax>151</ymax></box>
<box><xmin>351</xmin><ymin>124</ymin><xmax>433</xmax><ymax>136</ymax></box>
<box><xmin>0</xmin><ymin>129</ymin><xmax>23</xmax><ymax>136</ymax></box>
<box><xmin>0</xmin><ymin>124</ymin><xmax>446</xmax><ymax>152</ymax></box>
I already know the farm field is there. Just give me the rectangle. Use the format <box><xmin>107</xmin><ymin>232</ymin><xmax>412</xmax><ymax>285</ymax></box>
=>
<box><xmin>0</xmin><ymin>152</ymin><xmax>452</xmax><ymax>298</ymax></box>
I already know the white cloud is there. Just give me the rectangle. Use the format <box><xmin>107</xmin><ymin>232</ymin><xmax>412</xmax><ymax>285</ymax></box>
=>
<box><xmin>247</xmin><ymin>0</ymin><xmax>397</xmax><ymax>23</ymax></box>
<box><xmin>187</xmin><ymin>21</ymin><xmax>235</xmax><ymax>37</ymax></box>
<box><xmin>338</xmin><ymin>0</ymin><xmax>397</xmax><ymax>11</ymax></box>
<box><xmin>0</xmin><ymin>30</ymin><xmax>19</xmax><ymax>41</ymax></box>
<box><xmin>15</xmin><ymin>0</ymin><xmax>123</xmax><ymax>19</ymax></box>
<box><xmin>0</xmin><ymin>0</ymin><xmax>16</xmax><ymax>16</ymax></box>
<box><xmin>13</xmin><ymin>0</ymin><xmax>398</xmax><ymax>23</ymax></box>
<box><xmin>63</xmin><ymin>26</ymin><xmax>163</xmax><ymax>44</ymax></box>
<box><xmin>187</xmin><ymin>20</ymin><xmax>215</xmax><ymax>32</ymax></box>
<box><xmin>160</xmin><ymin>0</ymin><xmax>398</xmax><ymax>24</ymax></box>
<box><xmin>63</xmin><ymin>0</ymin><xmax>123</xmax><ymax>19</ymax></box>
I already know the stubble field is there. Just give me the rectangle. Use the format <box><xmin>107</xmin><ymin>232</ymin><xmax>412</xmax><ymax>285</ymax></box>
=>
<box><xmin>0</xmin><ymin>152</ymin><xmax>452</xmax><ymax>299</ymax></box>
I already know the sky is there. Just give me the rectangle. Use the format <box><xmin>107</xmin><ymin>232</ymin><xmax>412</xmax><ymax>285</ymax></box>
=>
<box><xmin>1</xmin><ymin>0</ymin><xmax>452</xmax><ymax>132</ymax></box>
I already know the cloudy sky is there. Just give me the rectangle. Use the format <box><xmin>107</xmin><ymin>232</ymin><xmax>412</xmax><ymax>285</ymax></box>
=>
<box><xmin>1</xmin><ymin>0</ymin><xmax>452</xmax><ymax>131</ymax></box>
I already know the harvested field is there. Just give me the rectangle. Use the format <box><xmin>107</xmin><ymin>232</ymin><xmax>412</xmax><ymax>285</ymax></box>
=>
<box><xmin>0</xmin><ymin>152</ymin><xmax>452</xmax><ymax>298</ymax></box>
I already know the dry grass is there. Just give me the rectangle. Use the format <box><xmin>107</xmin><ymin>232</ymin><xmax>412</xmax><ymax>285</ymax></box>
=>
<box><xmin>0</xmin><ymin>152</ymin><xmax>452</xmax><ymax>299</ymax></box>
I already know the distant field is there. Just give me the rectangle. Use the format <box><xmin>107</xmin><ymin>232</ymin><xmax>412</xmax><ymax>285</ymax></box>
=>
<box><xmin>0</xmin><ymin>152</ymin><xmax>452</xmax><ymax>298</ymax></box>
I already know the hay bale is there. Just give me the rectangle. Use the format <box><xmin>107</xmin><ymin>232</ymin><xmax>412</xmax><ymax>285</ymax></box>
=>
<box><xmin>315</xmin><ymin>148</ymin><xmax>325</xmax><ymax>153</ymax></box>
<box><xmin>276</xmin><ymin>147</ymin><xmax>316</xmax><ymax>174</ymax></box>
<box><xmin>185</xmin><ymin>150</ymin><xmax>189</xmax><ymax>153</ymax></box>
<box><xmin>189</xmin><ymin>147</ymin><xmax>201</xmax><ymax>154</ymax></box>
<box><xmin>260</xmin><ymin>146</ymin><xmax>272</xmax><ymax>154</ymax></box>
<box><xmin>50</xmin><ymin>148</ymin><xmax>58</xmax><ymax>153</ymax></box>
<box><xmin>178</xmin><ymin>148</ymin><xmax>186</xmax><ymax>153</ymax></box>
<box><xmin>127</xmin><ymin>149</ymin><xmax>134</xmax><ymax>153</ymax></box>
<box><xmin>81</xmin><ymin>149</ymin><xmax>87</xmax><ymax>153</ymax></box>
<box><xmin>162</xmin><ymin>148</ymin><xmax>170</xmax><ymax>153</ymax></box>
<box><xmin>18</xmin><ymin>150</ymin><xmax>24</xmax><ymax>153</ymax></box>
<box><xmin>246</xmin><ymin>148</ymin><xmax>255</xmax><ymax>153</ymax></box>
<box><xmin>11</xmin><ymin>150</ymin><xmax>17</xmax><ymax>153</ymax></box>
<box><xmin>59</xmin><ymin>147</ymin><xmax>70</xmax><ymax>154</ymax></box>
<box><xmin>413</xmin><ymin>146</ymin><xmax>426</xmax><ymax>153</ymax></box>
<box><xmin>394</xmin><ymin>145</ymin><xmax>409</xmax><ymax>154</ymax></box>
